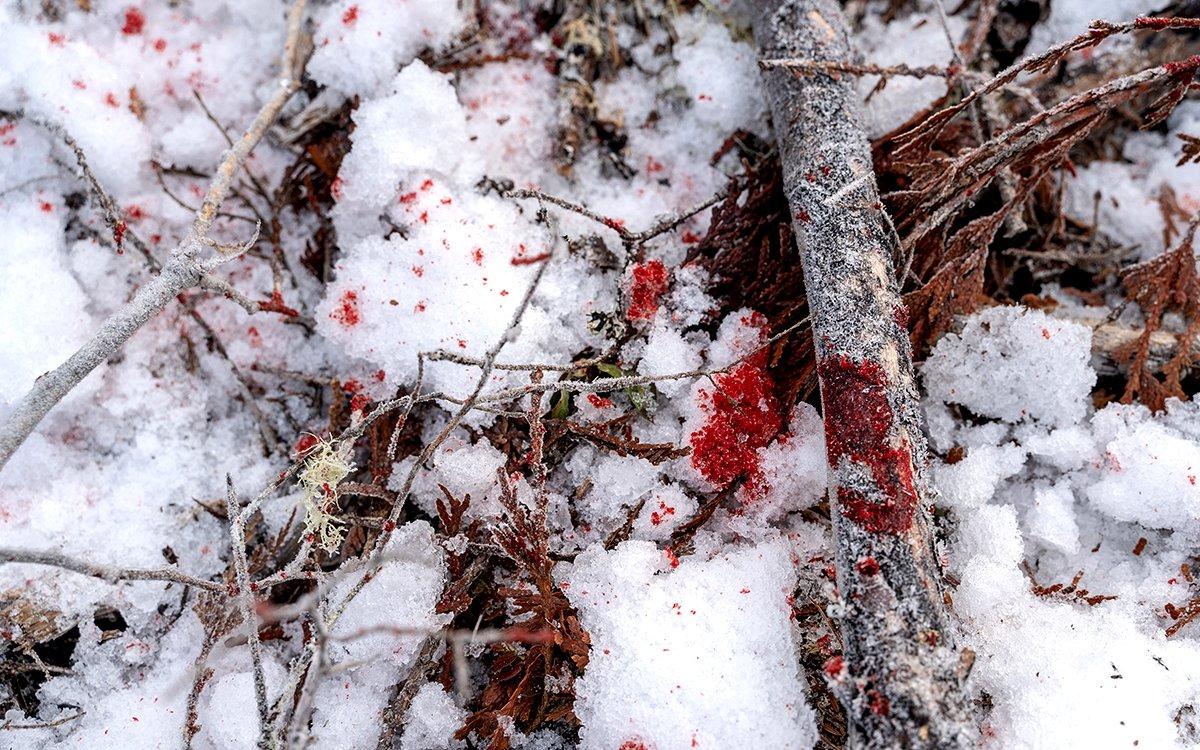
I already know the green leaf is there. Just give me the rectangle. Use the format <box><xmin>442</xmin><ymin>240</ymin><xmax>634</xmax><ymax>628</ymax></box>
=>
<box><xmin>550</xmin><ymin>389</ymin><xmax>570</xmax><ymax>420</ymax></box>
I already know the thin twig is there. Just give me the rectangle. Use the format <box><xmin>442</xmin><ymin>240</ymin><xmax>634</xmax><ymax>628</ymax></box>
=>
<box><xmin>0</xmin><ymin>547</ymin><xmax>222</xmax><ymax>592</ymax></box>
<box><xmin>224</xmin><ymin>477</ymin><xmax>271</xmax><ymax>748</ymax></box>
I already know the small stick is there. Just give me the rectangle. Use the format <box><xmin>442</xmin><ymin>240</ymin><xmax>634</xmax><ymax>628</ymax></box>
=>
<box><xmin>0</xmin><ymin>547</ymin><xmax>222</xmax><ymax>592</ymax></box>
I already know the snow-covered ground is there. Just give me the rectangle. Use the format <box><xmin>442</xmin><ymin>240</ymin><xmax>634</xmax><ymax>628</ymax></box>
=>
<box><xmin>0</xmin><ymin>0</ymin><xmax>1198</xmax><ymax>748</ymax></box>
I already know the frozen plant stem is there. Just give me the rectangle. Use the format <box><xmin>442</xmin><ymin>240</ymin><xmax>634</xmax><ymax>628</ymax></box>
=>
<box><xmin>753</xmin><ymin>1</ymin><xmax>972</xmax><ymax>747</ymax></box>
<box><xmin>225</xmin><ymin>477</ymin><xmax>272</xmax><ymax>749</ymax></box>
<box><xmin>0</xmin><ymin>0</ymin><xmax>310</xmax><ymax>472</ymax></box>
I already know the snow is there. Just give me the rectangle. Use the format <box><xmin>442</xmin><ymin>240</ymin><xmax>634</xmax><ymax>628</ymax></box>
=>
<box><xmin>565</xmin><ymin>538</ymin><xmax>819</xmax><ymax>750</ymax></box>
<box><xmin>309</xmin><ymin>522</ymin><xmax>448</xmax><ymax>749</ymax></box>
<box><xmin>925</xmin><ymin>307</ymin><xmax>1200</xmax><ymax>749</ymax></box>
<box><xmin>922</xmin><ymin>306</ymin><xmax>1097</xmax><ymax>428</ymax></box>
<box><xmin>857</xmin><ymin>9</ymin><xmax>968</xmax><ymax>139</ymax></box>
<box><xmin>1065</xmin><ymin>102</ymin><xmax>1200</xmax><ymax>260</ymax></box>
<box><xmin>400</xmin><ymin>682</ymin><xmax>466</xmax><ymax>750</ymax></box>
<box><xmin>0</xmin><ymin>199</ymin><xmax>94</xmax><ymax>405</ymax></box>
<box><xmin>307</xmin><ymin>0</ymin><xmax>466</xmax><ymax>99</ymax></box>
<box><xmin>1086</xmin><ymin>404</ymin><xmax>1200</xmax><ymax>530</ymax></box>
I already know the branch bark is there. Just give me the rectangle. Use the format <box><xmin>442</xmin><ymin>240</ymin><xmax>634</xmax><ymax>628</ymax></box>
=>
<box><xmin>752</xmin><ymin>1</ymin><xmax>973</xmax><ymax>747</ymax></box>
<box><xmin>0</xmin><ymin>0</ymin><xmax>310</xmax><ymax>472</ymax></box>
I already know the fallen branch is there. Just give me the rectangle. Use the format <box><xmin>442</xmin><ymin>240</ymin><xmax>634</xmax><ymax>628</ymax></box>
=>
<box><xmin>0</xmin><ymin>547</ymin><xmax>223</xmax><ymax>593</ymax></box>
<box><xmin>223</xmin><ymin>477</ymin><xmax>271</xmax><ymax>748</ymax></box>
<box><xmin>0</xmin><ymin>0</ymin><xmax>310</xmax><ymax>472</ymax></box>
<box><xmin>753</xmin><ymin>1</ymin><xmax>973</xmax><ymax>746</ymax></box>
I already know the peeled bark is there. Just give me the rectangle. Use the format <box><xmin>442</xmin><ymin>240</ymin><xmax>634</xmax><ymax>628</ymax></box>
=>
<box><xmin>752</xmin><ymin>1</ymin><xmax>974</xmax><ymax>747</ymax></box>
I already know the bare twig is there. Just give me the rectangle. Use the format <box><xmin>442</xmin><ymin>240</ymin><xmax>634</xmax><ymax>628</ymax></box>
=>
<box><xmin>0</xmin><ymin>547</ymin><xmax>222</xmax><ymax>592</ymax></box>
<box><xmin>1</xmin><ymin>710</ymin><xmax>86</xmax><ymax>731</ymax></box>
<box><xmin>224</xmin><ymin>477</ymin><xmax>271</xmax><ymax>748</ymax></box>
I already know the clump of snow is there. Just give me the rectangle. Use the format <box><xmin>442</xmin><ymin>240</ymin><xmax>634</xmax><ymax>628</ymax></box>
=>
<box><xmin>0</xmin><ymin>199</ymin><xmax>94</xmax><ymax>405</ymax></box>
<box><xmin>923</xmin><ymin>306</ymin><xmax>1200</xmax><ymax>748</ymax></box>
<box><xmin>1086</xmin><ymin>403</ymin><xmax>1200</xmax><ymax>530</ymax></box>
<box><xmin>672</xmin><ymin>13</ymin><xmax>766</xmax><ymax>141</ymax></box>
<box><xmin>565</xmin><ymin>538</ymin><xmax>818</xmax><ymax>750</ymax></box>
<box><xmin>933</xmin><ymin>443</ymin><xmax>1028</xmax><ymax>510</ymax></box>
<box><xmin>637</xmin><ymin>321</ymin><xmax>704</xmax><ymax>397</ymax></box>
<box><xmin>631</xmin><ymin>482</ymin><xmax>698</xmax><ymax>541</ymax></box>
<box><xmin>400</xmin><ymin>682</ymin><xmax>467</xmax><ymax>750</ymax></box>
<box><xmin>307</xmin><ymin>0</ymin><xmax>466</xmax><ymax>98</ymax></box>
<box><xmin>395</xmin><ymin>434</ymin><xmax>508</xmax><ymax>520</ymax></box>
<box><xmin>923</xmin><ymin>306</ymin><xmax>1096</xmax><ymax>428</ymax></box>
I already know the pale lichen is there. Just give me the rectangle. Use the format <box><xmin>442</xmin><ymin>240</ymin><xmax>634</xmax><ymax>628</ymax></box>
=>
<box><xmin>297</xmin><ymin>435</ymin><xmax>354</xmax><ymax>552</ymax></box>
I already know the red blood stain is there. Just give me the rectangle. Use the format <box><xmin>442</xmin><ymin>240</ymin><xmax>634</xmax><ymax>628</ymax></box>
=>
<box><xmin>341</xmin><ymin>4</ymin><xmax>359</xmax><ymax>25</ymax></box>
<box><xmin>649</xmin><ymin>500</ymin><xmax>675</xmax><ymax>526</ymax></box>
<box><xmin>121</xmin><ymin>7</ymin><xmax>145</xmax><ymax>35</ymax></box>
<box><xmin>619</xmin><ymin>742</ymin><xmax>650</xmax><ymax>750</ymax></box>
<box><xmin>665</xmin><ymin>548</ymin><xmax>680</xmax><ymax>569</ymax></box>
<box><xmin>681</xmin><ymin>229</ymin><xmax>701</xmax><ymax>244</ymax></box>
<box><xmin>350</xmin><ymin>394</ymin><xmax>369</xmax><ymax>412</ymax></box>
<box><xmin>411</xmin><ymin>265</ymin><xmax>424</xmax><ymax>277</ymax></box>
<box><xmin>125</xmin><ymin>204</ymin><xmax>146</xmax><ymax>221</ymax></box>
<box><xmin>72</xmin><ymin>80</ymin><xmax>87</xmax><ymax>90</ymax></box>
<box><xmin>586</xmin><ymin>394</ymin><xmax>613</xmax><ymax>409</ymax></box>
<box><xmin>689</xmin><ymin>349</ymin><xmax>781</xmax><ymax>496</ymax></box>
<box><xmin>153</xmin><ymin>38</ymin><xmax>167</xmax><ymax>52</ymax></box>
<box><xmin>104</xmin><ymin>92</ymin><xmax>120</xmax><ymax>108</ymax></box>
<box><xmin>48</xmin><ymin>32</ymin><xmax>65</xmax><ymax>46</ymax></box>
<box><xmin>331</xmin><ymin>290</ymin><xmax>360</xmax><ymax>327</ymax></box>
<box><xmin>626</xmin><ymin>259</ymin><xmax>669</xmax><ymax>321</ymax></box>
<box><xmin>645</xmin><ymin>156</ymin><xmax>664</xmax><ymax>174</ymax></box>
<box><xmin>374</xmin><ymin>369</ymin><xmax>386</xmax><ymax>382</ymax></box>
<box><xmin>419</xmin><ymin>210</ymin><xmax>428</xmax><ymax>223</ymax></box>
<box><xmin>414</xmin><ymin>300</ymin><xmax>427</xmax><ymax>313</ymax></box>
<box><xmin>471</xmin><ymin>247</ymin><xmax>484</xmax><ymax>265</ymax></box>
<box><xmin>867</xmin><ymin>690</ymin><xmax>890</xmax><ymax>716</ymax></box>
<box><xmin>113</xmin><ymin>220</ymin><xmax>128</xmax><ymax>251</ymax></box>
<box><xmin>420</xmin><ymin>178</ymin><xmax>433</xmax><ymax>191</ymax></box>
<box><xmin>823</xmin><ymin>655</ymin><xmax>844</xmax><ymax>677</ymax></box>
<box><xmin>246</xmin><ymin>326</ymin><xmax>262</xmax><ymax>348</ymax></box>
<box><xmin>855</xmin><ymin>556</ymin><xmax>881</xmax><ymax>576</ymax></box>
<box><xmin>330</xmin><ymin>177</ymin><xmax>343</xmax><ymax>201</ymax></box>
<box><xmin>1041</xmin><ymin>327</ymin><xmax>1051</xmax><ymax>340</ymax></box>
<box><xmin>342</xmin><ymin>379</ymin><xmax>363</xmax><ymax>394</ymax></box>
<box><xmin>398</xmin><ymin>190</ymin><xmax>418</xmax><ymax>205</ymax></box>
<box><xmin>39</xmin><ymin>201</ymin><xmax>53</xmax><ymax>213</ymax></box>
<box><xmin>817</xmin><ymin>355</ymin><xmax>918</xmax><ymax>535</ymax></box>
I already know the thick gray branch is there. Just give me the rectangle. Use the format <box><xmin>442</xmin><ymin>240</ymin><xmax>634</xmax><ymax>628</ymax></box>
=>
<box><xmin>752</xmin><ymin>1</ymin><xmax>973</xmax><ymax>746</ymax></box>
